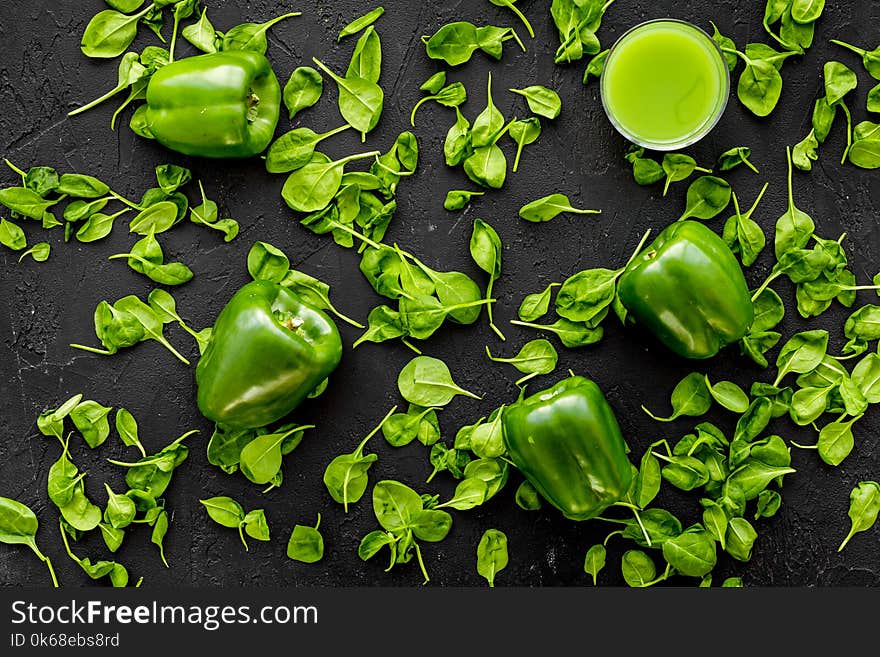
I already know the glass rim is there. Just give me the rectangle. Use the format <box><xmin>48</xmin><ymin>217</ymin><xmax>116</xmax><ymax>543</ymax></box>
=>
<box><xmin>599</xmin><ymin>18</ymin><xmax>731</xmax><ymax>151</ymax></box>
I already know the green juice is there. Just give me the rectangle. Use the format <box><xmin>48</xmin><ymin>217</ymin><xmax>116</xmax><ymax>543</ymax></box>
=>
<box><xmin>601</xmin><ymin>20</ymin><xmax>729</xmax><ymax>149</ymax></box>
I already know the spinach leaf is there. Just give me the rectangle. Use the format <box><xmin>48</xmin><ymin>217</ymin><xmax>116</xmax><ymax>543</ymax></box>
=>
<box><xmin>476</xmin><ymin>528</ymin><xmax>508</xmax><ymax>587</ymax></box>
<box><xmin>287</xmin><ymin>515</ymin><xmax>324</xmax><ymax>563</ymax></box>
<box><xmin>774</xmin><ymin>146</ymin><xmax>815</xmax><ymax>257</ymax></box>
<box><xmin>515</xmin><ymin>480</ymin><xmax>543</xmax><ymax>511</ymax></box>
<box><xmin>519</xmin><ymin>194</ymin><xmax>600</xmax><ymax>222</ymax></box>
<box><xmin>642</xmin><ymin>372</ymin><xmax>712</xmax><ymax>422</ymax></box>
<box><xmin>266</xmin><ymin>125</ymin><xmax>351</xmax><ymax>174</ymax></box>
<box><xmin>509</xmin><ymin>85</ymin><xmax>562</xmax><ymax>119</ymax></box>
<box><xmin>486</xmin><ymin>339</ymin><xmax>558</xmax><ymax>385</ymax></box>
<box><xmin>470</xmin><ymin>218</ymin><xmax>504</xmax><ymax>339</ymax></box>
<box><xmin>444</xmin><ymin>189</ymin><xmax>485</xmax><ymax>211</ymax></box>
<box><xmin>678</xmin><ymin>176</ymin><xmax>731</xmax><ymax>222</ymax></box>
<box><xmin>838</xmin><ymin>481</ymin><xmax>880</xmax><ymax>551</ymax></box>
<box><xmin>283</xmin><ymin>66</ymin><xmax>323</xmax><ymax>119</ymax></box>
<box><xmin>398</xmin><ymin>356</ymin><xmax>479</xmax><ymax>407</ymax></box>
<box><xmin>338</xmin><ymin>6</ymin><xmax>385</xmax><ymax>41</ymax></box>
<box><xmin>312</xmin><ymin>58</ymin><xmax>384</xmax><ymax>138</ymax></box>
<box><xmin>508</xmin><ymin>118</ymin><xmax>541</xmax><ymax>172</ymax></box>
<box><xmin>517</xmin><ymin>283</ymin><xmax>559</xmax><ymax>322</ymax></box>
<box><xmin>81</xmin><ymin>6</ymin><xmax>154</xmax><ymax>59</ymax></box>
<box><xmin>282</xmin><ymin>151</ymin><xmax>380</xmax><ymax>213</ymax></box>
<box><xmin>221</xmin><ymin>13</ymin><xmax>299</xmax><ymax>54</ymax></box>
<box><xmin>583</xmin><ymin>544</ymin><xmax>606</xmax><ymax>585</ymax></box>
<box><xmin>0</xmin><ymin>496</ymin><xmax>58</xmax><ymax>586</ymax></box>
<box><xmin>325</xmin><ymin>407</ymin><xmax>395</xmax><ymax>511</ymax></box>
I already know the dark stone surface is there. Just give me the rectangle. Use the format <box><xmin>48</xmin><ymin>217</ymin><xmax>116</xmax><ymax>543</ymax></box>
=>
<box><xmin>0</xmin><ymin>0</ymin><xmax>878</xmax><ymax>587</ymax></box>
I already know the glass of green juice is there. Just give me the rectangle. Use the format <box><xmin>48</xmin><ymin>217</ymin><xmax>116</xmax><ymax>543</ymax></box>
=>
<box><xmin>600</xmin><ymin>19</ymin><xmax>730</xmax><ymax>150</ymax></box>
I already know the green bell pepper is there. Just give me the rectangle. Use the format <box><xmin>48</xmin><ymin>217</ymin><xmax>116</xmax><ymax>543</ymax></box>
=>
<box><xmin>196</xmin><ymin>280</ymin><xmax>342</xmax><ymax>430</ymax></box>
<box><xmin>144</xmin><ymin>51</ymin><xmax>281</xmax><ymax>158</ymax></box>
<box><xmin>502</xmin><ymin>376</ymin><xmax>632</xmax><ymax>521</ymax></box>
<box><xmin>617</xmin><ymin>220</ymin><xmax>754</xmax><ymax>359</ymax></box>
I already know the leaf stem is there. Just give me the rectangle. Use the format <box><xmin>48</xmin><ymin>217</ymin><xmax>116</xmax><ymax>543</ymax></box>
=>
<box><xmin>839</xmin><ymin>101</ymin><xmax>853</xmax><ymax>164</ymax></box>
<box><xmin>69</xmin><ymin>343</ymin><xmax>114</xmax><ymax>356</ymax></box>
<box><xmin>413</xmin><ymin>541</ymin><xmax>430</xmax><ymax>585</ymax></box>
<box><xmin>401</xmin><ymin>338</ymin><xmax>422</xmax><ymax>354</ymax></box>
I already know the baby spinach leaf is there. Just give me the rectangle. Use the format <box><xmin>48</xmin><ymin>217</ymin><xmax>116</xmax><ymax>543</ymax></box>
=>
<box><xmin>817</xmin><ymin>416</ymin><xmax>860</xmax><ymax>466</ymax></box>
<box><xmin>583</xmin><ymin>50</ymin><xmax>609</xmax><ymax>83</ymax></box>
<box><xmin>838</xmin><ymin>481</ymin><xmax>880</xmax><ymax>551</ymax></box>
<box><xmin>662</xmin><ymin>526</ymin><xmax>717</xmax><ymax>577</ymax></box>
<box><xmin>515</xmin><ymin>480</ymin><xmax>543</xmax><ymax>511</ymax></box>
<box><xmin>283</xmin><ymin>66</ymin><xmax>323</xmax><ymax>120</ymax></box>
<box><xmin>70</xmin><ymin>399</ymin><xmax>112</xmax><ymax>449</ymax></box>
<box><xmin>443</xmin><ymin>189</ymin><xmax>485</xmax><ymax>211</ymax></box>
<box><xmin>287</xmin><ymin>515</ymin><xmax>324</xmax><ymax>563</ymax></box>
<box><xmin>200</xmin><ymin>496</ymin><xmax>245</xmax><ymax>528</ymax></box>
<box><xmin>775</xmin><ymin>146</ymin><xmax>815</xmax><ymax>257</ymax></box>
<box><xmin>410</xmin><ymin>82</ymin><xmax>467</xmax><ymax>126</ymax></box>
<box><xmin>508</xmin><ymin>117</ymin><xmax>541</xmax><ymax>172</ymax></box>
<box><xmin>486</xmin><ymin>340</ymin><xmax>557</xmax><ymax>385</ymax></box>
<box><xmin>346</xmin><ymin>26</ymin><xmax>382</xmax><ymax>84</ymax></box>
<box><xmin>222</xmin><ymin>13</ymin><xmax>299</xmax><ymax>54</ymax></box>
<box><xmin>476</xmin><ymin>528</ymin><xmax>508</xmax><ymax>587</ymax></box>
<box><xmin>678</xmin><ymin>176</ymin><xmax>731</xmax><ymax>222</ymax></box>
<box><xmin>324</xmin><ymin>407</ymin><xmax>394</xmax><ymax>511</ymax></box>
<box><xmin>312</xmin><ymin>58</ymin><xmax>384</xmax><ymax>138</ymax></box>
<box><xmin>0</xmin><ymin>496</ymin><xmax>58</xmax><ymax>586</ymax></box>
<box><xmin>517</xmin><ymin>283</ymin><xmax>560</xmax><ymax>322</ymax></box>
<box><xmin>266</xmin><ymin>125</ymin><xmax>351</xmax><ymax>174</ymax></box>
<box><xmin>0</xmin><ymin>218</ymin><xmax>26</xmax><ymax>251</ymax></box>
<box><xmin>824</xmin><ymin>60</ymin><xmax>858</xmax><ymax>105</ymax></box>
<box><xmin>792</xmin><ymin>130</ymin><xmax>819</xmax><ymax>171</ymax></box>
<box><xmin>338</xmin><ymin>6</ymin><xmax>385</xmax><ymax>41</ymax></box>
<box><xmin>519</xmin><ymin>194</ymin><xmax>601</xmax><ymax>222</ymax></box>
<box><xmin>583</xmin><ymin>544</ymin><xmax>606</xmax><ymax>585</ymax></box>
<box><xmin>725</xmin><ymin>517</ymin><xmax>758</xmax><ymax>561</ymax></box>
<box><xmin>81</xmin><ymin>6</ymin><xmax>154</xmax><ymax>59</ymax></box>
<box><xmin>830</xmin><ymin>39</ymin><xmax>880</xmax><ymax>80</ymax></box>
<box><xmin>723</xmin><ymin>187</ymin><xmax>767</xmax><ymax>267</ymax></box>
<box><xmin>717</xmin><ymin>146</ymin><xmax>759</xmax><ymax>173</ymax></box>
<box><xmin>463</xmin><ymin>220</ymin><xmax>502</xmax><ymax>333</ymax></box>
<box><xmin>182</xmin><ymin>7</ymin><xmax>217</xmax><ymax>53</ymax></box>
<box><xmin>282</xmin><ymin>151</ymin><xmax>380</xmax><ymax>213</ymax></box>
<box><xmin>642</xmin><ymin>372</ymin><xmax>712</xmax><ymax>422</ymax></box>
<box><xmin>509</xmin><ymin>85</ymin><xmax>561</xmax><ymax>119</ymax></box>
<box><xmin>621</xmin><ymin>549</ymin><xmax>657</xmax><ymax>587</ymax></box>
<box><xmin>704</xmin><ymin>376</ymin><xmax>750</xmax><ymax>413</ymax></box>
<box><xmin>725</xmin><ymin>47</ymin><xmax>784</xmax><ymax>116</ymax></box>
<box><xmin>398</xmin><ymin>356</ymin><xmax>479</xmax><ymax>407</ymax></box>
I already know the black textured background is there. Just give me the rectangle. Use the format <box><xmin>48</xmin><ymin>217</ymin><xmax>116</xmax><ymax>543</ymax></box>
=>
<box><xmin>1</xmin><ymin>0</ymin><xmax>878</xmax><ymax>588</ymax></box>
